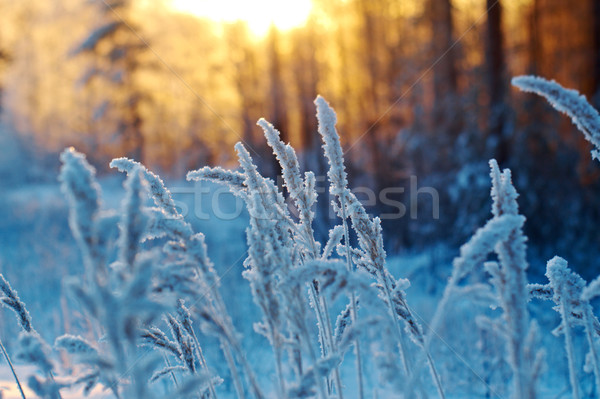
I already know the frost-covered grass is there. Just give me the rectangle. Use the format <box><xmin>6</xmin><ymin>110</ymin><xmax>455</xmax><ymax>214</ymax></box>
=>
<box><xmin>1</xmin><ymin>79</ymin><xmax>600</xmax><ymax>398</ymax></box>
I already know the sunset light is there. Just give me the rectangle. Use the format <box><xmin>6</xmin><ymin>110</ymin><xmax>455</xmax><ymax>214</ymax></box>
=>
<box><xmin>168</xmin><ymin>0</ymin><xmax>313</xmax><ymax>36</ymax></box>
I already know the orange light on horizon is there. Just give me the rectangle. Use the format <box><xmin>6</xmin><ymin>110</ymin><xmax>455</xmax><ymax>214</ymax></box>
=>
<box><xmin>166</xmin><ymin>0</ymin><xmax>313</xmax><ymax>37</ymax></box>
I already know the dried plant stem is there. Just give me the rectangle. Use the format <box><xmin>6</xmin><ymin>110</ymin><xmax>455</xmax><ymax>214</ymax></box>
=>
<box><xmin>230</xmin><ymin>339</ymin><xmax>265</xmax><ymax>399</ymax></box>
<box><xmin>559</xmin><ymin>296</ymin><xmax>580</xmax><ymax>399</ymax></box>
<box><xmin>274</xmin><ymin>342</ymin><xmax>286</xmax><ymax>398</ymax></box>
<box><xmin>188</xmin><ymin>328</ymin><xmax>217</xmax><ymax>398</ymax></box>
<box><xmin>423</xmin><ymin>285</ymin><xmax>452</xmax><ymax>399</ymax></box>
<box><xmin>425</xmin><ymin>350</ymin><xmax>445</xmax><ymax>399</ymax></box>
<box><xmin>340</xmin><ymin>199</ymin><xmax>364</xmax><ymax>399</ymax></box>
<box><xmin>195</xmin><ymin>269</ymin><xmax>263</xmax><ymax>399</ymax></box>
<box><xmin>305</xmin><ymin>229</ymin><xmax>344</xmax><ymax>398</ymax></box>
<box><xmin>111</xmin><ymin>385</ymin><xmax>121</xmax><ymax>399</ymax></box>
<box><xmin>162</xmin><ymin>354</ymin><xmax>179</xmax><ymax>388</ymax></box>
<box><xmin>305</xmin><ymin>282</ymin><xmax>342</xmax><ymax>397</ymax></box>
<box><xmin>301</xmin><ymin>327</ymin><xmax>328</xmax><ymax>399</ymax></box>
<box><xmin>426</xmin><ymin>282</ymin><xmax>455</xmax><ymax>351</ymax></box>
<box><xmin>221</xmin><ymin>341</ymin><xmax>246</xmax><ymax>399</ymax></box>
<box><xmin>319</xmin><ymin>294</ymin><xmax>344</xmax><ymax>399</ymax></box>
<box><xmin>380</xmin><ymin>277</ymin><xmax>411</xmax><ymax>376</ymax></box>
<box><xmin>381</xmin><ymin>266</ymin><xmax>446</xmax><ymax>396</ymax></box>
<box><xmin>348</xmin><ymin>290</ymin><xmax>363</xmax><ymax>398</ymax></box>
<box><xmin>212</xmin><ymin>295</ymin><xmax>264</xmax><ymax>399</ymax></box>
<box><xmin>0</xmin><ymin>338</ymin><xmax>26</xmax><ymax>399</ymax></box>
<box><xmin>48</xmin><ymin>372</ymin><xmax>64</xmax><ymax>399</ymax></box>
<box><xmin>583</xmin><ymin>307</ymin><xmax>600</xmax><ymax>394</ymax></box>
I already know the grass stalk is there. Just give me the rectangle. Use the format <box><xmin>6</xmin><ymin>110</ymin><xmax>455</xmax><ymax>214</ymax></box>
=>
<box><xmin>583</xmin><ymin>307</ymin><xmax>600</xmax><ymax>395</ymax></box>
<box><xmin>559</xmin><ymin>296</ymin><xmax>580</xmax><ymax>399</ymax></box>
<box><xmin>0</xmin><ymin>337</ymin><xmax>26</xmax><ymax>399</ymax></box>
<box><xmin>221</xmin><ymin>341</ymin><xmax>246</xmax><ymax>399</ymax></box>
<box><xmin>188</xmin><ymin>327</ymin><xmax>217</xmax><ymax>398</ymax></box>
<box><xmin>340</xmin><ymin>197</ymin><xmax>364</xmax><ymax>399</ymax></box>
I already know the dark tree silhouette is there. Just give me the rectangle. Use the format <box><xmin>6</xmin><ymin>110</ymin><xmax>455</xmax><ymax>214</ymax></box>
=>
<box><xmin>73</xmin><ymin>0</ymin><xmax>147</xmax><ymax>163</ymax></box>
<box><xmin>486</xmin><ymin>0</ymin><xmax>509</xmax><ymax>164</ymax></box>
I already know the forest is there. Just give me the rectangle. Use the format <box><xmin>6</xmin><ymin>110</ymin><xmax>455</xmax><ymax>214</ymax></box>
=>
<box><xmin>1</xmin><ymin>0</ymin><xmax>600</xmax><ymax>398</ymax></box>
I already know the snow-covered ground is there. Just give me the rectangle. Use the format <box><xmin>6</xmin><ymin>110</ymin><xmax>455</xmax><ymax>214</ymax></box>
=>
<box><xmin>0</xmin><ymin>172</ymin><xmax>596</xmax><ymax>398</ymax></box>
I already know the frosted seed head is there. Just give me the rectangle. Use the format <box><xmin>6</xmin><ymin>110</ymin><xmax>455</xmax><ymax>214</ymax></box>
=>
<box><xmin>110</xmin><ymin>157</ymin><xmax>178</xmax><ymax>216</ymax></box>
<box><xmin>512</xmin><ymin>76</ymin><xmax>600</xmax><ymax>160</ymax></box>
<box><xmin>0</xmin><ymin>274</ymin><xmax>33</xmax><ymax>333</ymax></box>
<box><xmin>582</xmin><ymin>275</ymin><xmax>600</xmax><ymax>302</ymax></box>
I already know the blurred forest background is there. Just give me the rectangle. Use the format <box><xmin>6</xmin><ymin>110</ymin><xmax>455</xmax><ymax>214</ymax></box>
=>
<box><xmin>1</xmin><ymin>0</ymin><xmax>600</xmax><ymax>279</ymax></box>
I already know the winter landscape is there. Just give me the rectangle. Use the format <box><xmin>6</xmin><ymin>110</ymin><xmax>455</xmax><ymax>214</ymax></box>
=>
<box><xmin>1</xmin><ymin>1</ymin><xmax>600</xmax><ymax>398</ymax></box>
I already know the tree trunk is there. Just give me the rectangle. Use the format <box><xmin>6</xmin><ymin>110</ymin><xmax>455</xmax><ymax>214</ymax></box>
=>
<box><xmin>592</xmin><ymin>0</ymin><xmax>600</xmax><ymax>107</ymax></box>
<box><xmin>429</xmin><ymin>0</ymin><xmax>461</xmax><ymax>136</ymax></box>
<box><xmin>268</xmin><ymin>27</ymin><xmax>290</xmax><ymax>183</ymax></box>
<box><xmin>527</xmin><ymin>0</ymin><xmax>541</xmax><ymax>76</ymax></box>
<box><xmin>486</xmin><ymin>0</ymin><xmax>508</xmax><ymax>164</ymax></box>
<box><xmin>293</xmin><ymin>26</ymin><xmax>319</xmax><ymax>155</ymax></box>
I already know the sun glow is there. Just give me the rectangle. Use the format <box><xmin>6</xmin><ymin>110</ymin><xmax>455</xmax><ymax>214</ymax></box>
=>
<box><xmin>168</xmin><ymin>0</ymin><xmax>313</xmax><ymax>36</ymax></box>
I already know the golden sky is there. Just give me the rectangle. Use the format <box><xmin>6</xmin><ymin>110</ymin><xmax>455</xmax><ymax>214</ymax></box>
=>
<box><xmin>167</xmin><ymin>0</ymin><xmax>313</xmax><ymax>36</ymax></box>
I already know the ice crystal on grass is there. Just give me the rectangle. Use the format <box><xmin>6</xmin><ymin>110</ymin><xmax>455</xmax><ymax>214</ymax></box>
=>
<box><xmin>512</xmin><ymin>76</ymin><xmax>600</xmax><ymax>160</ymax></box>
<box><xmin>54</xmin><ymin>335</ymin><xmax>98</xmax><ymax>358</ymax></box>
<box><xmin>0</xmin><ymin>274</ymin><xmax>33</xmax><ymax>333</ymax></box>
<box><xmin>528</xmin><ymin>256</ymin><xmax>600</xmax><ymax>397</ymax></box>
<box><xmin>16</xmin><ymin>332</ymin><xmax>53</xmax><ymax>375</ymax></box>
<box><xmin>545</xmin><ymin>257</ymin><xmax>583</xmax><ymax>399</ymax></box>
<box><xmin>486</xmin><ymin>160</ymin><xmax>541</xmax><ymax>399</ymax></box>
<box><xmin>111</xmin><ymin>157</ymin><xmax>179</xmax><ymax>216</ymax></box>
<box><xmin>59</xmin><ymin>147</ymin><xmax>102</xmax><ymax>273</ymax></box>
